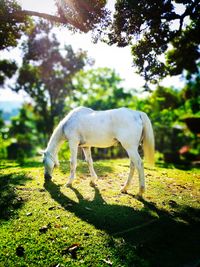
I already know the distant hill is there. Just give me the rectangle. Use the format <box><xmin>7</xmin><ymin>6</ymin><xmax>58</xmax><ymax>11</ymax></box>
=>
<box><xmin>0</xmin><ymin>101</ymin><xmax>22</xmax><ymax>121</ymax></box>
<box><xmin>0</xmin><ymin>101</ymin><xmax>22</xmax><ymax>112</ymax></box>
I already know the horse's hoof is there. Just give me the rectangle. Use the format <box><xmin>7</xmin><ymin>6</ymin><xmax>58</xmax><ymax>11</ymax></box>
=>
<box><xmin>66</xmin><ymin>183</ymin><xmax>72</xmax><ymax>188</ymax></box>
<box><xmin>120</xmin><ymin>188</ymin><xmax>128</xmax><ymax>194</ymax></box>
<box><xmin>90</xmin><ymin>181</ymin><xmax>97</xmax><ymax>187</ymax></box>
<box><xmin>44</xmin><ymin>173</ymin><xmax>52</xmax><ymax>181</ymax></box>
<box><xmin>135</xmin><ymin>194</ymin><xmax>143</xmax><ymax>200</ymax></box>
<box><xmin>139</xmin><ymin>186</ymin><xmax>145</xmax><ymax>196</ymax></box>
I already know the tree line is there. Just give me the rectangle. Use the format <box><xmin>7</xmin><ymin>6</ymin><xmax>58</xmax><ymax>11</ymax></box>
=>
<box><xmin>0</xmin><ymin>0</ymin><xmax>199</xmax><ymax>165</ymax></box>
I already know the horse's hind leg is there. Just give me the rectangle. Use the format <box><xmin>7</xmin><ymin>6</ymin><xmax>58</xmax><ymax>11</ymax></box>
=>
<box><xmin>82</xmin><ymin>147</ymin><xmax>98</xmax><ymax>186</ymax></box>
<box><xmin>66</xmin><ymin>141</ymin><xmax>78</xmax><ymax>187</ymax></box>
<box><xmin>120</xmin><ymin>142</ymin><xmax>145</xmax><ymax>196</ymax></box>
<box><xmin>127</xmin><ymin>148</ymin><xmax>145</xmax><ymax>197</ymax></box>
<box><xmin>121</xmin><ymin>160</ymin><xmax>135</xmax><ymax>193</ymax></box>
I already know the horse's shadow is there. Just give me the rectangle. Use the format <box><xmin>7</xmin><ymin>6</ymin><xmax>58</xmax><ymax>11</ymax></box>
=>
<box><xmin>44</xmin><ymin>179</ymin><xmax>200</xmax><ymax>267</ymax></box>
<box><xmin>44</xmin><ymin>179</ymin><xmax>150</xmax><ymax>235</ymax></box>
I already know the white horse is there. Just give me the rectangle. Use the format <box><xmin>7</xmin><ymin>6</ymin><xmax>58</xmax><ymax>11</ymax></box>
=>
<box><xmin>43</xmin><ymin>107</ymin><xmax>154</xmax><ymax>197</ymax></box>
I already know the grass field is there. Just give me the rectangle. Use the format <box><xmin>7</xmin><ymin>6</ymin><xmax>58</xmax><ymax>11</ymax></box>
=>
<box><xmin>0</xmin><ymin>158</ymin><xmax>200</xmax><ymax>267</ymax></box>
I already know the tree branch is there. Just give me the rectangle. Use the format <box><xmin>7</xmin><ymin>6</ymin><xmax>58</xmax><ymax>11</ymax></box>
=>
<box><xmin>162</xmin><ymin>0</ymin><xmax>200</xmax><ymax>32</ymax></box>
<box><xmin>12</xmin><ymin>10</ymin><xmax>88</xmax><ymax>32</ymax></box>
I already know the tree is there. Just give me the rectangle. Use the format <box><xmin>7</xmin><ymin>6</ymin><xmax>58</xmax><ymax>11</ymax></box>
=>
<box><xmin>7</xmin><ymin>104</ymin><xmax>38</xmax><ymax>160</ymax></box>
<box><xmin>141</xmin><ymin>85</ymin><xmax>194</xmax><ymax>161</ymax></box>
<box><xmin>0</xmin><ymin>111</ymin><xmax>8</xmax><ymax>159</ymax></box>
<box><xmin>0</xmin><ymin>0</ymin><xmax>29</xmax><ymax>50</ymax></box>
<box><xmin>0</xmin><ymin>59</ymin><xmax>18</xmax><ymax>86</ymax></box>
<box><xmin>0</xmin><ymin>0</ymin><xmax>29</xmax><ymax>85</ymax></box>
<box><xmin>72</xmin><ymin>67</ymin><xmax>133</xmax><ymax>110</ymax></box>
<box><xmin>2</xmin><ymin>0</ymin><xmax>200</xmax><ymax>85</ymax></box>
<box><xmin>0</xmin><ymin>111</ymin><xmax>5</xmax><ymax>130</ymax></box>
<box><xmin>104</xmin><ymin>0</ymin><xmax>200</xmax><ymax>84</ymax></box>
<box><xmin>181</xmin><ymin>67</ymin><xmax>200</xmax><ymax>115</ymax></box>
<box><xmin>1</xmin><ymin>0</ymin><xmax>109</xmax><ymax>33</ymax></box>
<box><xmin>15</xmin><ymin>20</ymin><xmax>90</xmax><ymax>138</ymax></box>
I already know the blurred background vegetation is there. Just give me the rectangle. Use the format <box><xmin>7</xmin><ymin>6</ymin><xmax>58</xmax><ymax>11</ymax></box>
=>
<box><xmin>0</xmin><ymin>0</ymin><xmax>199</xmax><ymax>166</ymax></box>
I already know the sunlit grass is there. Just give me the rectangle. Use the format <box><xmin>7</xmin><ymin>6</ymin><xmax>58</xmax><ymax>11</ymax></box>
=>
<box><xmin>0</xmin><ymin>159</ymin><xmax>200</xmax><ymax>267</ymax></box>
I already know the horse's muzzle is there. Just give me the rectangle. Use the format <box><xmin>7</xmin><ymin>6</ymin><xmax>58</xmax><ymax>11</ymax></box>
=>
<box><xmin>44</xmin><ymin>173</ymin><xmax>52</xmax><ymax>181</ymax></box>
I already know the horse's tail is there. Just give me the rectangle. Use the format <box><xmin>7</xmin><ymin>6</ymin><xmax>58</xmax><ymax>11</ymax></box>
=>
<box><xmin>140</xmin><ymin>112</ymin><xmax>155</xmax><ymax>165</ymax></box>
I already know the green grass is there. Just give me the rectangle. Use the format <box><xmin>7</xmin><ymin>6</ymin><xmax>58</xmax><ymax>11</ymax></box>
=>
<box><xmin>0</xmin><ymin>158</ymin><xmax>200</xmax><ymax>267</ymax></box>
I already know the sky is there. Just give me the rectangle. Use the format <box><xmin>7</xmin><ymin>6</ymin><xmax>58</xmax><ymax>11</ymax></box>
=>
<box><xmin>0</xmin><ymin>0</ymin><xmax>185</xmax><ymax>102</ymax></box>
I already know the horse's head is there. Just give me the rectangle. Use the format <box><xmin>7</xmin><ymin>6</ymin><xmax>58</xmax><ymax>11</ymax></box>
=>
<box><xmin>42</xmin><ymin>151</ymin><xmax>56</xmax><ymax>180</ymax></box>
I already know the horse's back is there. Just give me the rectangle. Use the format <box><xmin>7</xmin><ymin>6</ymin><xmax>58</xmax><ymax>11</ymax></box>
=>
<box><xmin>62</xmin><ymin>107</ymin><xmax>93</xmax><ymax>125</ymax></box>
<box><xmin>67</xmin><ymin>106</ymin><xmax>93</xmax><ymax>119</ymax></box>
<box><xmin>63</xmin><ymin>107</ymin><xmax>143</xmax><ymax>148</ymax></box>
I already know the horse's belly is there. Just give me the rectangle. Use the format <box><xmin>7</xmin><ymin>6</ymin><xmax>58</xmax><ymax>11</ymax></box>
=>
<box><xmin>80</xmin><ymin>134</ymin><xmax>117</xmax><ymax>148</ymax></box>
<box><xmin>79</xmin><ymin>117</ymin><xmax>116</xmax><ymax>148</ymax></box>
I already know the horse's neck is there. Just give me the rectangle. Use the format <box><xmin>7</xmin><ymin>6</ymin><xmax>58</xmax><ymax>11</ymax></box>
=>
<box><xmin>46</xmin><ymin>124</ymin><xmax>64</xmax><ymax>156</ymax></box>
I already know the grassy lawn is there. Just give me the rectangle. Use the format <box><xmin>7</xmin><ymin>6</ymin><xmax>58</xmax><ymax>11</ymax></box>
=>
<box><xmin>0</xmin><ymin>158</ymin><xmax>200</xmax><ymax>267</ymax></box>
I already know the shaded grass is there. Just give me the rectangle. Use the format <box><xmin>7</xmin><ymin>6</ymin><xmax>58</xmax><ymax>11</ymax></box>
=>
<box><xmin>0</xmin><ymin>159</ymin><xmax>200</xmax><ymax>267</ymax></box>
<box><xmin>0</xmin><ymin>172</ymin><xmax>32</xmax><ymax>220</ymax></box>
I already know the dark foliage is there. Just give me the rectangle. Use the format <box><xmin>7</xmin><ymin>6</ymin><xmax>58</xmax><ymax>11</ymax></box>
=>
<box><xmin>103</xmin><ymin>0</ymin><xmax>200</xmax><ymax>84</ymax></box>
<box><xmin>0</xmin><ymin>0</ymin><xmax>29</xmax><ymax>85</ymax></box>
<box><xmin>0</xmin><ymin>0</ymin><xmax>28</xmax><ymax>50</ymax></box>
<box><xmin>0</xmin><ymin>60</ymin><xmax>17</xmax><ymax>86</ymax></box>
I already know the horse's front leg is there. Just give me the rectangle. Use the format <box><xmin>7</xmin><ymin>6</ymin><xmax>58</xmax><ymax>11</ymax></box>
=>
<box><xmin>82</xmin><ymin>147</ymin><xmax>98</xmax><ymax>186</ymax></box>
<box><xmin>66</xmin><ymin>141</ymin><xmax>78</xmax><ymax>187</ymax></box>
